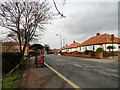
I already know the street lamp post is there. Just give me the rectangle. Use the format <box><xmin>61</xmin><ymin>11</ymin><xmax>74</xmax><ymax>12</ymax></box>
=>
<box><xmin>63</xmin><ymin>38</ymin><xmax>65</xmax><ymax>47</ymax></box>
<box><xmin>56</xmin><ymin>34</ymin><xmax>62</xmax><ymax>49</ymax></box>
<box><xmin>56</xmin><ymin>34</ymin><xmax>66</xmax><ymax>49</ymax></box>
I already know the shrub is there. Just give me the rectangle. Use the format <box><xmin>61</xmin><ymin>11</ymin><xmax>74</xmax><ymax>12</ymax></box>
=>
<box><xmin>107</xmin><ymin>46</ymin><xmax>116</xmax><ymax>51</ymax></box>
<box><xmin>96</xmin><ymin>48</ymin><xmax>104</xmax><ymax>54</ymax></box>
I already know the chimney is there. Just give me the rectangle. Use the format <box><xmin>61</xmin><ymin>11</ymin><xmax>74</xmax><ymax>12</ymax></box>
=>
<box><xmin>73</xmin><ymin>41</ymin><xmax>75</xmax><ymax>43</ymax></box>
<box><xmin>96</xmin><ymin>33</ymin><xmax>100</xmax><ymax>36</ymax></box>
<box><xmin>111</xmin><ymin>34</ymin><xmax>114</xmax><ymax>41</ymax></box>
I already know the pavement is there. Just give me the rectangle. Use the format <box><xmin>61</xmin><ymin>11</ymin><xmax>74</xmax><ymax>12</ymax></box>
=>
<box><xmin>20</xmin><ymin>57</ymin><xmax>74</xmax><ymax>89</ymax></box>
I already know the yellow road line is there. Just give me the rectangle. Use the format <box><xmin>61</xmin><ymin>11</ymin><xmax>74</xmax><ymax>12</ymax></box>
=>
<box><xmin>44</xmin><ymin>63</ymin><xmax>80</xmax><ymax>89</ymax></box>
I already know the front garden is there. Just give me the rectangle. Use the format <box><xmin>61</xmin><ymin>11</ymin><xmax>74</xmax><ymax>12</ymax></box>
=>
<box><xmin>61</xmin><ymin>47</ymin><xmax>119</xmax><ymax>60</ymax></box>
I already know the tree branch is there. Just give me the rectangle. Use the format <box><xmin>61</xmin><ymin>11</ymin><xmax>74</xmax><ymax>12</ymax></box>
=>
<box><xmin>53</xmin><ymin>0</ymin><xmax>66</xmax><ymax>18</ymax></box>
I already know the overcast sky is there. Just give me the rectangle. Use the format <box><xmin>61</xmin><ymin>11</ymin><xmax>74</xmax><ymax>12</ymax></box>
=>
<box><xmin>40</xmin><ymin>0</ymin><xmax>118</xmax><ymax>49</ymax></box>
<box><xmin>0</xmin><ymin>0</ymin><xmax>119</xmax><ymax>49</ymax></box>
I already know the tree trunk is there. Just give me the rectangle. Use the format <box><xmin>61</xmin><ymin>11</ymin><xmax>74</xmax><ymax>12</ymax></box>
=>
<box><xmin>20</xmin><ymin>50</ymin><xmax>24</xmax><ymax>65</ymax></box>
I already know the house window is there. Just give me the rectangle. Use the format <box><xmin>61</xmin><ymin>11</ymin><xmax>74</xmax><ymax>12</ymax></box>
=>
<box><xmin>79</xmin><ymin>47</ymin><xmax>81</xmax><ymax>51</ymax></box>
<box><xmin>119</xmin><ymin>46</ymin><xmax>120</xmax><ymax>49</ymax></box>
<box><xmin>66</xmin><ymin>49</ymin><xmax>68</xmax><ymax>52</ymax></box>
<box><xmin>93</xmin><ymin>46</ymin><xmax>95</xmax><ymax>50</ymax></box>
<box><xmin>3</xmin><ymin>46</ymin><xmax>8</xmax><ymax>50</ymax></box>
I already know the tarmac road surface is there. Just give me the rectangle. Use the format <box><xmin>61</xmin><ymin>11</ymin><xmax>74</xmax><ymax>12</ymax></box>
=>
<box><xmin>45</xmin><ymin>54</ymin><xmax>119</xmax><ymax>88</ymax></box>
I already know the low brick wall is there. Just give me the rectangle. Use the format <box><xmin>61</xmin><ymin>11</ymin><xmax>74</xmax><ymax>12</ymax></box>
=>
<box><xmin>118</xmin><ymin>54</ymin><xmax>120</xmax><ymax>61</ymax></box>
<box><xmin>63</xmin><ymin>53</ymin><xmax>91</xmax><ymax>58</ymax></box>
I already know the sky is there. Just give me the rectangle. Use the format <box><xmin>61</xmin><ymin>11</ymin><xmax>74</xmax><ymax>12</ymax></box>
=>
<box><xmin>40</xmin><ymin>0</ymin><xmax>118</xmax><ymax>49</ymax></box>
<box><xmin>0</xmin><ymin>0</ymin><xmax>119</xmax><ymax>49</ymax></box>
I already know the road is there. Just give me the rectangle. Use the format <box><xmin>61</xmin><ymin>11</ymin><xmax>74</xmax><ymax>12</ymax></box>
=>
<box><xmin>45</xmin><ymin>54</ymin><xmax>119</xmax><ymax>88</ymax></box>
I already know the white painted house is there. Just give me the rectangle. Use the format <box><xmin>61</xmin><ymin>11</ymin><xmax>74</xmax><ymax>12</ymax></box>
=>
<box><xmin>60</xmin><ymin>33</ymin><xmax>120</xmax><ymax>53</ymax></box>
<box><xmin>78</xmin><ymin>33</ymin><xmax>120</xmax><ymax>52</ymax></box>
<box><xmin>61</xmin><ymin>41</ymin><xmax>81</xmax><ymax>53</ymax></box>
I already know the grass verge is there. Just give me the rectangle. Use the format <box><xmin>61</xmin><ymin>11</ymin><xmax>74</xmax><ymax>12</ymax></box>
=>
<box><xmin>2</xmin><ymin>58</ymin><xmax>28</xmax><ymax>88</ymax></box>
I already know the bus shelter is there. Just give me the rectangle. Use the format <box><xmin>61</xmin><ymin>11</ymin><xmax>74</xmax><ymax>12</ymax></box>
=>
<box><xmin>29</xmin><ymin>44</ymin><xmax>45</xmax><ymax>68</ymax></box>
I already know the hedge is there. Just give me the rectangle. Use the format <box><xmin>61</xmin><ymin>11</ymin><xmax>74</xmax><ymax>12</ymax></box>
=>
<box><xmin>2</xmin><ymin>52</ymin><xmax>22</xmax><ymax>74</ymax></box>
<box><xmin>84</xmin><ymin>50</ymin><xmax>96</xmax><ymax>58</ymax></box>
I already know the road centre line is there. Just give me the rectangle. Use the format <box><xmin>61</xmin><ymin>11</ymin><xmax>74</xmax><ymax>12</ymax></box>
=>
<box><xmin>73</xmin><ymin>63</ymin><xmax>119</xmax><ymax>78</ymax></box>
<box><xmin>104</xmin><ymin>68</ymin><xmax>118</xmax><ymax>72</ymax></box>
<box><xmin>83</xmin><ymin>68</ymin><xmax>90</xmax><ymax>71</ymax></box>
<box><xmin>110</xmin><ymin>73</ymin><xmax>120</xmax><ymax>78</ymax></box>
<box><xmin>74</xmin><ymin>64</ymin><xmax>82</xmax><ymax>67</ymax></box>
<box><xmin>44</xmin><ymin>63</ymin><xmax>80</xmax><ymax>89</ymax></box>
<box><xmin>93</xmin><ymin>69</ymin><xmax>119</xmax><ymax>77</ymax></box>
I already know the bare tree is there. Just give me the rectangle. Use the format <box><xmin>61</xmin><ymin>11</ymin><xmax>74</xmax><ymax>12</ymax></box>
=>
<box><xmin>0</xmin><ymin>0</ymin><xmax>53</xmax><ymax>60</ymax></box>
<box><xmin>53</xmin><ymin>0</ymin><xmax>66</xmax><ymax>18</ymax></box>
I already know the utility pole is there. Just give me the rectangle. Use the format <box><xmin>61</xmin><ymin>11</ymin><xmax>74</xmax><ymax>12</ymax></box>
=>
<box><xmin>63</xmin><ymin>38</ymin><xmax>65</xmax><ymax>47</ymax></box>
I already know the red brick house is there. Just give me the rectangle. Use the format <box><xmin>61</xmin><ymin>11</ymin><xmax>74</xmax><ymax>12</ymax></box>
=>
<box><xmin>1</xmin><ymin>42</ymin><xmax>30</xmax><ymax>56</ymax></box>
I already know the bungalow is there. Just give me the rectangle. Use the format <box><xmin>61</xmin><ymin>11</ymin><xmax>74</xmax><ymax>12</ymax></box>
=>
<box><xmin>78</xmin><ymin>33</ymin><xmax>120</xmax><ymax>52</ymax></box>
<box><xmin>60</xmin><ymin>45</ymin><xmax>69</xmax><ymax>53</ymax></box>
<box><xmin>60</xmin><ymin>33</ymin><xmax>120</xmax><ymax>53</ymax></box>
<box><xmin>68</xmin><ymin>41</ymin><xmax>81</xmax><ymax>52</ymax></box>
<box><xmin>61</xmin><ymin>41</ymin><xmax>81</xmax><ymax>53</ymax></box>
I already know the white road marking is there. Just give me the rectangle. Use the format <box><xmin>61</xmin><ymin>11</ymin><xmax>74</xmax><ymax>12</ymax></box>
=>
<box><xmin>93</xmin><ymin>69</ymin><xmax>119</xmax><ymax>77</ymax></box>
<box><xmin>110</xmin><ymin>74</ymin><xmax>120</xmax><ymax>78</ymax></box>
<box><xmin>98</xmin><ymin>71</ymin><xmax>111</xmax><ymax>76</ymax></box>
<box><xmin>74</xmin><ymin>64</ymin><xmax>82</xmax><ymax>67</ymax></box>
<box><xmin>72</xmin><ymin>63</ymin><xmax>118</xmax><ymax>78</ymax></box>
<box><xmin>105</xmin><ymin>68</ymin><xmax>118</xmax><ymax>72</ymax></box>
<box><xmin>78</xmin><ymin>65</ymin><xmax>82</xmax><ymax>67</ymax></box>
<box><xmin>81</xmin><ymin>63</ymin><xmax>86</xmax><ymax>65</ymax></box>
<box><xmin>83</xmin><ymin>68</ymin><xmax>90</xmax><ymax>71</ymax></box>
<box><xmin>84</xmin><ymin>66</ymin><xmax>89</xmax><ymax>68</ymax></box>
<box><xmin>44</xmin><ymin>63</ymin><xmax>80</xmax><ymax>89</ymax></box>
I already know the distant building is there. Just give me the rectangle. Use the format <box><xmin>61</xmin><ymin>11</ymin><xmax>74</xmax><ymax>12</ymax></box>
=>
<box><xmin>1</xmin><ymin>42</ymin><xmax>30</xmax><ymax>56</ymax></box>
<box><xmin>61</xmin><ymin>41</ymin><xmax>81</xmax><ymax>53</ymax></box>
